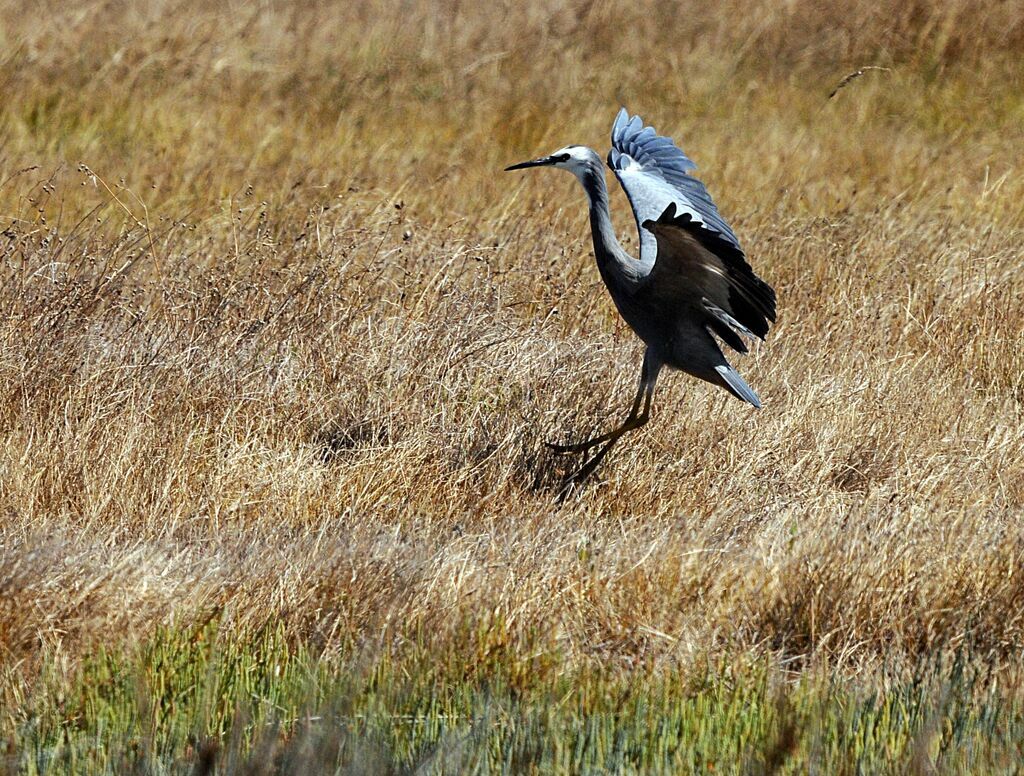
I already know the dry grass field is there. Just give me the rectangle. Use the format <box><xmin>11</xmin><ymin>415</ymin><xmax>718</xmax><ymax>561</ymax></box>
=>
<box><xmin>2</xmin><ymin>0</ymin><xmax>1024</xmax><ymax>771</ymax></box>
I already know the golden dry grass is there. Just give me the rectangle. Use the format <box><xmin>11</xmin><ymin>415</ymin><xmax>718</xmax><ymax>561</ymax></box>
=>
<box><xmin>2</xmin><ymin>0</ymin><xmax>1024</xmax><ymax>740</ymax></box>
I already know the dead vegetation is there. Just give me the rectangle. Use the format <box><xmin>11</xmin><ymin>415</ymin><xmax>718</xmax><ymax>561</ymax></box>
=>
<box><xmin>1</xmin><ymin>0</ymin><xmax>1023</xmax><ymax>719</ymax></box>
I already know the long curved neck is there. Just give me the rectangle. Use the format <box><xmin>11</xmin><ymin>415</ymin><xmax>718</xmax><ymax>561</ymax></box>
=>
<box><xmin>576</xmin><ymin>164</ymin><xmax>643</xmax><ymax>287</ymax></box>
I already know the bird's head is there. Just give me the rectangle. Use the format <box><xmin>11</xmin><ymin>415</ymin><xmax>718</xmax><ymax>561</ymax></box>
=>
<box><xmin>504</xmin><ymin>145</ymin><xmax>600</xmax><ymax>178</ymax></box>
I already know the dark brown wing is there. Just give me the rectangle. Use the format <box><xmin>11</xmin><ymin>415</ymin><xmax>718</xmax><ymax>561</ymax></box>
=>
<box><xmin>641</xmin><ymin>202</ymin><xmax>776</xmax><ymax>353</ymax></box>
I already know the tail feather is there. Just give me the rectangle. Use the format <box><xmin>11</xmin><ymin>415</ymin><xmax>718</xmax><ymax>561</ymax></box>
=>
<box><xmin>715</xmin><ymin>364</ymin><xmax>761</xmax><ymax>408</ymax></box>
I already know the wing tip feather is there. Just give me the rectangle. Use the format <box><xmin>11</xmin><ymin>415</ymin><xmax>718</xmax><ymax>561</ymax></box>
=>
<box><xmin>650</xmin><ymin>203</ymin><xmax>777</xmax><ymax>338</ymax></box>
<box><xmin>715</xmin><ymin>365</ymin><xmax>762</xmax><ymax>408</ymax></box>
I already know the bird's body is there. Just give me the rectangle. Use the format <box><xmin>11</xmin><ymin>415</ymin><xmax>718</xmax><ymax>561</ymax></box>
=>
<box><xmin>575</xmin><ymin>147</ymin><xmax>756</xmax><ymax>399</ymax></box>
<box><xmin>506</xmin><ymin>110</ymin><xmax>776</xmax><ymax>491</ymax></box>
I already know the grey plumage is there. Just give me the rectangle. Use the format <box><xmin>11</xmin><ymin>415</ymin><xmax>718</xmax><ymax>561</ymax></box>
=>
<box><xmin>610</xmin><ymin>108</ymin><xmax>741</xmax><ymax>268</ymax></box>
<box><xmin>505</xmin><ymin>109</ymin><xmax>776</xmax><ymax>493</ymax></box>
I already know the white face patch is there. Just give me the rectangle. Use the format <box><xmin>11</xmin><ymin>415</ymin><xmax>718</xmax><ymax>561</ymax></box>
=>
<box><xmin>552</xmin><ymin>146</ymin><xmax>592</xmax><ymax>164</ymax></box>
<box><xmin>550</xmin><ymin>145</ymin><xmax>599</xmax><ymax>176</ymax></box>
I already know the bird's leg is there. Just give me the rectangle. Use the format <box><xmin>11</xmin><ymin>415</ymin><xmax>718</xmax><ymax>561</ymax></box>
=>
<box><xmin>555</xmin><ymin>353</ymin><xmax>661</xmax><ymax>499</ymax></box>
<box><xmin>546</xmin><ymin>377</ymin><xmax>646</xmax><ymax>454</ymax></box>
<box><xmin>558</xmin><ymin>379</ymin><xmax>654</xmax><ymax>495</ymax></box>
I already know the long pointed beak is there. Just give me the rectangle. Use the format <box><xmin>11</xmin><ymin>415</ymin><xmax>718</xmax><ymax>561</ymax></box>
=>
<box><xmin>504</xmin><ymin>156</ymin><xmax>556</xmax><ymax>171</ymax></box>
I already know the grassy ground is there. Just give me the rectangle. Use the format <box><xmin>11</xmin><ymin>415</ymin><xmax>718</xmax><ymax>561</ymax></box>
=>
<box><xmin>13</xmin><ymin>624</ymin><xmax>1024</xmax><ymax>773</ymax></box>
<box><xmin>1</xmin><ymin>0</ymin><xmax>1023</xmax><ymax>771</ymax></box>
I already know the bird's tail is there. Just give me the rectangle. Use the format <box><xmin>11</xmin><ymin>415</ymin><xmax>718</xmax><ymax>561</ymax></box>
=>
<box><xmin>715</xmin><ymin>365</ymin><xmax>762</xmax><ymax>408</ymax></box>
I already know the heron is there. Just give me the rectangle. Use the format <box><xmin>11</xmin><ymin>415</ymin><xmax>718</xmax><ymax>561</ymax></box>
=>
<box><xmin>505</xmin><ymin>108</ymin><xmax>776</xmax><ymax>491</ymax></box>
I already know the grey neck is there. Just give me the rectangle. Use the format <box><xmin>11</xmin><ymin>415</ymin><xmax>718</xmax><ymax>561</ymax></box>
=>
<box><xmin>575</xmin><ymin>161</ymin><xmax>644</xmax><ymax>288</ymax></box>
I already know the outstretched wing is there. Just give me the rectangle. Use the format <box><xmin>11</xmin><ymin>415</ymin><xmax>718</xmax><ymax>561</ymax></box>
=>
<box><xmin>609</xmin><ymin>108</ymin><xmax>740</xmax><ymax>273</ymax></box>
<box><xmin>642</xmin><ymin>202</ymin><xmax>776</xmax><ymax>355</ymax></box>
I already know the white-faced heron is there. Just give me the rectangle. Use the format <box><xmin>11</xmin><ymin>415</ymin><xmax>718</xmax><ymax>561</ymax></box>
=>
<box><xmin>506</xmin><ymin>108</ymin><xmax>776</xmax><ymax>491</ymax></box>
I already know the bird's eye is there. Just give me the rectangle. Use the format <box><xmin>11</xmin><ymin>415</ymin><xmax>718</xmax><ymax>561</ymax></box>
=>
<box><xmin>553</xmin><ymin>153</ymin><xmax>570</xmax><ymax>163</ymax></box>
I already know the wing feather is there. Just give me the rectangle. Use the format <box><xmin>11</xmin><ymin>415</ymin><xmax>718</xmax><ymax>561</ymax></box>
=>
<box><xmin>716</xmin><ymin>365</ymin><xmax>762</xmax><ymax>408</ymax></box>
<box><xmin>609</xmin><ymin>108</ymin><xmax>740</xmax><ymax>273</ymax></box>
<box><xmin>642</xmin><ymin>203</ymin><xmax>777</xmax><ymax>349</ymax></box>
<box><xmin>608</xmin><ymin>108</ymin><xmax>775</xmax><ymax>350</ymax></box>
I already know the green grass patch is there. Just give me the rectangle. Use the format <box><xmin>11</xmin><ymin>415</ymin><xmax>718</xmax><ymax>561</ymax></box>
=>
<box><xmin>7</xmin><ymin>621</ymin><xmax>1023</xmax><ymax>774</ymax></box>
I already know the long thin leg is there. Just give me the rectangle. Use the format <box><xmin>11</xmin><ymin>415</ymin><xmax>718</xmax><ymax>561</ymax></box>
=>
<box><xmin>555</xmin><ymin>350</ymin><xmax>662</xmax><ymax>498</ymax></box>
<box><xmin>546</xmin><ymin>365</ymin><xmax>648</xmax><ymax>454</ymax></box>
